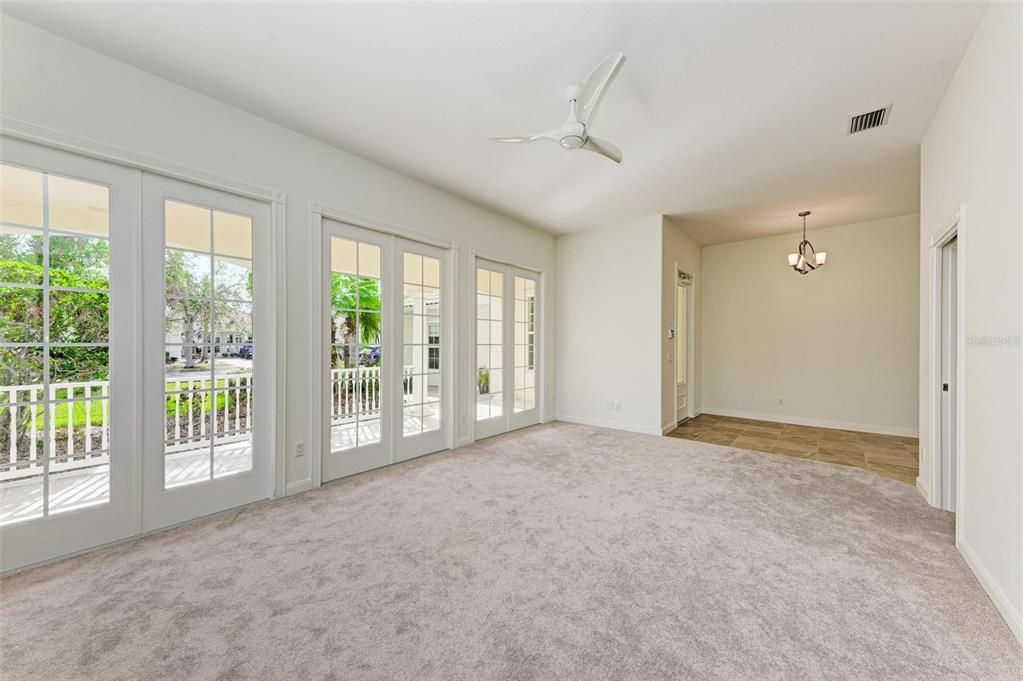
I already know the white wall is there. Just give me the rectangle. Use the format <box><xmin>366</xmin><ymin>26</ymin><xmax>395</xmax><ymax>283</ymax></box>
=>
<box><xmin>918</xmin><ymin>3</ymin><xmax>1022</xmax><ymax>642</ymax></box>
<box><xmin>556</xmin><ymin>217</ymin><xmax>662</xmax><ymax>434</ymax></box>
<box><xmin>0</xmin><ymin>17</ymin><xmax>557</xmax><ymax>492</ymax></box>
<box><xmin>701</xmin><ymin>214</ymin><xmax>920</xmax><ymax>436</ymax></box>
<box><xmin>661</xmin><ymin>217</ymin><xmax>702</xmax><ymax>430</ymax></box>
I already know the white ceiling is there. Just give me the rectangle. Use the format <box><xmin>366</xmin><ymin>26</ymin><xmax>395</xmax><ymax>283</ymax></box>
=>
<box><xmin>3</xmin><ymin>2</ymin><xmax>984</xmax><ymax>243</ymax></box>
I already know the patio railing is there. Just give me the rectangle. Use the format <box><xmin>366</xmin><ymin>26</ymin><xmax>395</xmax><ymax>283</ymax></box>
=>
<box><xmin>2</xmin><ymin>365</ymin><xmax>414</xmax><ymax>480</ymax></box>
<box><xmin>330</xmin><ymin>366</ymin><xmax>415</xmax><ymax>425</ymax></box>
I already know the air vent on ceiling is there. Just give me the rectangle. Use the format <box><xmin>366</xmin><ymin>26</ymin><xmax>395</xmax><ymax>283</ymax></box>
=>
<box><xmin>848</xmin><ymin>104</ymin><xmax>892</xmax><ymax>135</ymax></box>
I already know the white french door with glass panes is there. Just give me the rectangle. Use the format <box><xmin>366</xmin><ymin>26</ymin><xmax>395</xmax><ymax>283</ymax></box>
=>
<box><xmin>321</xmin><ymin>219</ymin><xmax>451</xmax><ymax>482</ymax></box>
<box><xmin>141</xmin><ymin>174</ymin><xmax>272</xmax><ymax>531</ymax></box>
<box><xmin>396</xmin><ymin>238</ymin><xmax>450</xmax><ymax>461</ymax></box>
<box><xmin>475</xmin><ymin>260</ymin><xmax>540</xmax><ymax>439</ymax></box>
<box><xmin>0</xmin><ymin>138</ymin><xmax>140</xmax><ymax>571</ymax></box>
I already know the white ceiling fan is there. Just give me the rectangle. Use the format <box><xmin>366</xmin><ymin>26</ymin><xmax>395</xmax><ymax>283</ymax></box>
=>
<box><xmin>490</xmin><ymin>52</ymin><xmax>626</xmax><ymax>164</ymax></box>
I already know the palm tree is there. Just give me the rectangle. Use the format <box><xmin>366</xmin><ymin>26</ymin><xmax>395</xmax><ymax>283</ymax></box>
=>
<box><xmin>330</xmin><ymin>274</ymin><xmax>381</xmax><ymax>367</ymax></box>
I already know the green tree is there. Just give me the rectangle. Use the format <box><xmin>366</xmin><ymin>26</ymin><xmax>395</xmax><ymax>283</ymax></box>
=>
<box><xmin>164</xmin><ymin>252</ymin><xmax>249</xmax><ymax>369</ymax></box>
<box><xmin>0</xmin><ymin>235</ymin><xmax>111</xmax><ymax>460</ymax></box>
<box><xmin>330</xmin><ymin>274</ymin><xmax>381</xmax><ymax>367</ymax></box>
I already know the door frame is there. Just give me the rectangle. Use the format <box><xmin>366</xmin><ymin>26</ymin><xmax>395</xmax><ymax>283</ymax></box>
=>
<box><xmin>674</xmin><ymin>266</ymin><xmax>695</xmax><ymax>425</ymax></box>
<box><xmin>927</xmin><ymin>207</ymin><xmax>965</xmax><ymax>521</ymax></box>
<box><xmin>469</xmin><ymin>250</ymin><xmax>546</xmax><ymax>443</ymax></box>
<box><xmin>308</xmin><ymin>203</ymin><xmax>459</xmax><ymax>490</ymax></box>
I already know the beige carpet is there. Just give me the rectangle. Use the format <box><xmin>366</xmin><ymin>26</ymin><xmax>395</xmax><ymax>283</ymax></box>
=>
<box><xmin>1</xmin><ymin>422</ymin><xmax>1020</xmax><ymax>680</ymax></box>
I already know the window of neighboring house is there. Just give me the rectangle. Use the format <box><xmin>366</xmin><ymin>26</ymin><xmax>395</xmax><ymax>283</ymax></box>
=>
<box><xmin>428</xmin><ymin>322</ymin><xmax>440</xmax><ymax>370</ymax></box>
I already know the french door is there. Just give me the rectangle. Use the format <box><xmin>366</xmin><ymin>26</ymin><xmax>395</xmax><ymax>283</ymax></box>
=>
<box><xmin>474</xmin><ymin>259</ymin><xmax>540</xmax><ymax>439</ymax></box>
<box><xmin>321</xmin><ymin>219</ymin><xmax>451</xmax><ymax>483</ymax></box>
<box><xmin>141</xmin><ymin>174</ymin><xmax>273</xmax><ymax>531</ymax></box>
<box><xmin>0</xmin><ymin>138</ymin><xmax>140</xmax><ymax>571</ymax></box>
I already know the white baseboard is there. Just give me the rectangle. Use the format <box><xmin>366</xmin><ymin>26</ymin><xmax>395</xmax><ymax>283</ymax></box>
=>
<box><xmin>555</xmin><ymin>413</ymin><xmax>663</xmax><ymax>436</ymax></box>
<box><xmin>915</xmin><ymin>475</ymin><xmax>930</xmax><ymax>503</ymax></box>
<box><xmin>285</xmin><ymin>479</ymin><xmax>313</xmax><ymax>496</ymax></box>
<box><xmin>957</xmin><ymin>538</ymin><xmax>1023</xmax><ymax>646</ymax></box>
<box><xmin>700</xmin><ymin>407</ymin><xmax>918</xmax><ymax>438</ymax></box>
<box><xmin>662</xmin><ymin>411</ymin><xmax>704</xmax><ymax>435</ymax></box>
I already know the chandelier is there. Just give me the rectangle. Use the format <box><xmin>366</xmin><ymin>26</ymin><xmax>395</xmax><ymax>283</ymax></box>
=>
<box><xmin>787</xmin><ymin>211</ymin><xmax>827</xmax><ymax>275</ymax></box>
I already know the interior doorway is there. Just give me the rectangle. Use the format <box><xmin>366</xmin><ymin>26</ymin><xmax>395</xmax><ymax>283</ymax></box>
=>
<box><xmin>674</xmin><ymin>269</ymin><xmax>694</xmax><ymax>426</ymax></box>
<box><xmin>938</xmin><ymin>236</ymin><xmax>958</xmax><ymax>511</ymax></box>
<box><xmin>929</xmin><ymin>210</ymin><xmax>962</xmax><ymax>515</ymax></box>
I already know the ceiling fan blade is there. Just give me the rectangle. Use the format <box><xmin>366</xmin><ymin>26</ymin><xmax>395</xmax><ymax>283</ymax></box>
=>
<box><xmin>581</xmin><ymin>136</ymin><xmax>622</xmax><ymax>163</ymax></box>
<box><xmin>578</xmin><ymin>52</ymin><xmax>625</xmax><ymax>127</ymax></box>
<box><xmin>489</xmin><ymin>128</ymin><xmax>560</xmax><ymax>144</ymax></box>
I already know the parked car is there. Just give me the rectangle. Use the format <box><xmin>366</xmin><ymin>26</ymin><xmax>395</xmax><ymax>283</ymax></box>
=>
<box><xmin>238</xmin><ymin>345</ymin><xmax>254</xmax><ymax>359</ymax></box>
<box><xmin>359</xmin><ymin>345</ymin><xmax>381</xmax><ymax>366</ymax></box>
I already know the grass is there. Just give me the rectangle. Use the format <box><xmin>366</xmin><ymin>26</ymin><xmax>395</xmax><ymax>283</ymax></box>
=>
<box><xmin>28</xmin><ymin>374</ymin><xmax>250</xmax><ymax>430</ymax></box>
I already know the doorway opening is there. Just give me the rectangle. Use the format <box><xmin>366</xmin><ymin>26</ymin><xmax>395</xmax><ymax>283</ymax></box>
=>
<box><xmin>929</xmin><ymin>211</ymin><xmax>962</xmax><ymax>515</ymax></box>
<box><xmin>675</xmin><ymin>269</ymin><xmax>694</xmax><ymax>426</ymax></box>
<box><xmin>938</xmin><ymin>236</ymin><xmax>958</xmax><ymax>511</ymax></box>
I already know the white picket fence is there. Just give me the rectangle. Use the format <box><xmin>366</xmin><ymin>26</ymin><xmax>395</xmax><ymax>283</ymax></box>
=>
<box><xmin>2</xmin><ymin>365</ymin><xmax>413</xmax><ymax>481</ymax></box>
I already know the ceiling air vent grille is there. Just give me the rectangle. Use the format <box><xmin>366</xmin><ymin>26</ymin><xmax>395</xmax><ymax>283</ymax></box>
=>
<box><xmin>848</xmin><ymin>105</ymin><xmax>892</xmax><ymax>134</ymax></box>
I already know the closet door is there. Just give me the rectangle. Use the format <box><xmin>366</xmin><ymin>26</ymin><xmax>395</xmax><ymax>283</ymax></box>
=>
<box><xmin>141</xmin><ymin>174</ymin><xmax>272</xmax><ymax>531</ymax></box>
<box><xmin>0</xmin><ymin>138</ymin><xmax>140</xmax><ymax>571</ymax></box>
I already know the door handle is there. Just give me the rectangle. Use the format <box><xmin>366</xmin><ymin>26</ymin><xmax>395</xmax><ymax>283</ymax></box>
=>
<box><xmin>942</xmin><ymin>383</ymin><xmax>949</xmax><ymax>392</ymax></box>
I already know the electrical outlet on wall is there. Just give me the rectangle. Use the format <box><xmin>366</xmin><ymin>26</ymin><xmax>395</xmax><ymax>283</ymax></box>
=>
<box><xmin>605</xmin><ymin>400</ymin><xmax>615</xmax><ymax>410</ymax></box>
<box><xmin>777</xmin><ymin>398</ymin><xmax>784</xmax><ymax>407</ymax></box>
<box><xmin>614</xmin><ymin>402</ymin><xmax>622</xmax><ymax>411</ymax></box>
<box><xmin>295</xmin><ymin>441</ymin><xmax>305</xmax><ymax>457</ymax></box>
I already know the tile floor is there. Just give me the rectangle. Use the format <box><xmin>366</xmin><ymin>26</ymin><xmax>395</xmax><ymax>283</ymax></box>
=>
<box><xmin>667</xmin><ymin>414</ymin><xmax>919</xmax><ymax>484</ymax></box>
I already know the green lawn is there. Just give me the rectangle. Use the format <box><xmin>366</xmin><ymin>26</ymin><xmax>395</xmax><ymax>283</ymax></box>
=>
<box><xmin>33</xmin><ymin>377</ymin><xmax>250</xmax><ymax>430</ymax></box>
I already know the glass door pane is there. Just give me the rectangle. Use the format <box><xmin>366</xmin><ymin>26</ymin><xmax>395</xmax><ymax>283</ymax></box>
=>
<box><xmin>1</xmin><ymin>165</ymin><xmax>112</xmax><ymax>523</ymax></box>
<box><xmin>401</xmin><ymin>252</ymin><xmax>442</xmax><ymax>436</ymax></box>
<box><xmin>475</xmin><ymin>266</ymin><xmax>504</xmax><ymax>424</ymax></box>
<box><xmin>513</xmin><ymin>275</ymin><xmax>537</xmax><ymax>414</ymax></box>
<box><xmin>162</xmin><ymin>201</ymin><xmax>254</xmax><ymax>488</ymax></box>
<box><xmin>329</xmin><ymin>236</ymin><xmax>383</xmax><ymax>452</ymax></box>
